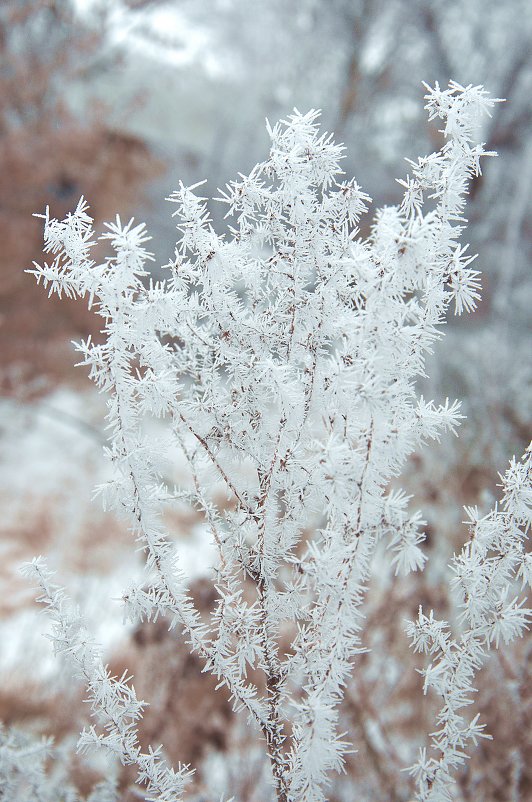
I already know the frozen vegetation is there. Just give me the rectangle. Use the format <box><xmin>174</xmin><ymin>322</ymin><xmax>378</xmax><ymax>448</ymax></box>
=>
<box><xmin>14</xmin><ymin>82</ymin><xmax>532</xmax><ymax>802</ymax></box>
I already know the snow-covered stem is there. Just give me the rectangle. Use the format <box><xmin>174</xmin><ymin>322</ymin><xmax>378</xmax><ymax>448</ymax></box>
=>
<box><xmin>28</xmin><ymin>81</ymin><xmax>506</xmax><ymax>801</ymax></box>
<box><xmin>21</xmin><ymin>558</ymin><xmax>194</xmax><ymax>802</ymax></box>
<box><xmin>406</xmin><ymin>444</ymin><xmax>531</xmax><ymax>801</ymax></box>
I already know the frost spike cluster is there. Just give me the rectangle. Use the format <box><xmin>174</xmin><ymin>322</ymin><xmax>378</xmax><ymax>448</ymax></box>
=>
<box><xmin>21</xmin><ymin>558</ymin><xmax>194</xmax><ymax>802</ymax></box>
<box><xmin>28</xmin><ymin>82</ymin><xmax>502</xmax><ymax>802</ymax></box>
<box><xmin>406</xmin><ymin>445</ymin><xmax>531</xmax><ymax>802</ymax></box>
<box><xmin>0</xmin><ymin>719</ymin><xmax>117</xmax><ymax>802</ymax></box>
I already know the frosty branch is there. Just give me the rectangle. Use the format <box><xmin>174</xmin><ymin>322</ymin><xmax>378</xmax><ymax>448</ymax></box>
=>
<box><xmin>25</xmin><ymin>81</ymin><xmax>530</xmax><ymax>802</ymax></box>
<box><xmin>406</xmin><ymin>446</ymin><xmax>531</xmax><ymax>802</ymax></box>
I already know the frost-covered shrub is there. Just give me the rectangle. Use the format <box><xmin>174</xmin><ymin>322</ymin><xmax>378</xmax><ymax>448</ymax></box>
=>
<box><xmin>23</xmin><ymin>82</ymin><xmax>531</xmax><ymax>802</ymax></box>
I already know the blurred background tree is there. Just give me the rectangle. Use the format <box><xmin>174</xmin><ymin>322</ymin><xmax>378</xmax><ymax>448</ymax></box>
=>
<box><xmin>0</xmin><ymin>0</ymin><xmax>163</xmax><ymax>395</ymax></box>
